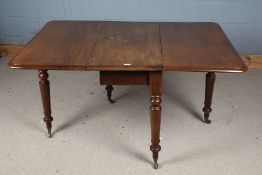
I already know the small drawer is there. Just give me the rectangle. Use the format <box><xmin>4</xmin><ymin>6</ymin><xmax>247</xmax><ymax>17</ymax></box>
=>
<box><xmin>100</xmin><ymin>71</ymin><xmax>149</xmax><ymax>85</ymax></box>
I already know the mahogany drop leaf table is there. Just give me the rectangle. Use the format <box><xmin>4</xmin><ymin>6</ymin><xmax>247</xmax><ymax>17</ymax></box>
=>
<box><xmin>8</xmin><ymin>21</ymin><xmax>247</xmax><ymax>169</ymax></box>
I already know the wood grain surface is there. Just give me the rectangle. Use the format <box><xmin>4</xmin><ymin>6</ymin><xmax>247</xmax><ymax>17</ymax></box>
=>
<box><xmin>160</xmin><ymin>22</ymin><xmax>247</xmax><ymax>72</ymax></box>
<box><xmin>9</xmin><ymin>21</ymin><xmax>103</xmax><ymax>70</ymax></box>
<box><xmin>9</xmin><ymin>21</ymin><xmax>247</xmax><ymax>72</ymax></box>
<box><xmin>90</xmin><ymin>22</ymin><xmax>162</xmax><ymax>70</ymax></box>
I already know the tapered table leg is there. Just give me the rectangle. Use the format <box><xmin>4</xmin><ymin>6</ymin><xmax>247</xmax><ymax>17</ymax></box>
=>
<box><xmin>38</xmin><ymin>70</ymin><xmax>53</xmax><ymax>137</ymax></box>
<box><xmin>105</xmin><ymin>85</ymin><xmax>114</xmax><ymax>103</ymax></box>
<box><xmin>203</xmin><ymin>72</ymin><xmax>216</xmax><ymax>124</ymax></box>
<box><xmin>149</xmin><ymin>71</ymin><xmax>162</xmax><ymax>169</ymax></box>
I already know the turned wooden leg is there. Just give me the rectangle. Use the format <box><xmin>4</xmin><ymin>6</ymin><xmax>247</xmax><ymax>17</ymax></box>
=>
<box><xmin>203</xmin><ymin>72</ymin><xmax>216</xmax><ymax>124</ymax></box>
<box><xmin>105</xmin><ymin>85</ymin><xmax>114</xmax><ymax>103</ymax></box>
<box><xmin>149</xmin><ymin>71</ymin><xmax>162</xmax><ymax>169</ymax></box>
<box><xmin>38</xmin><ymin>70</ymin><xmax>53</xmax><ymax>137</ymax></box>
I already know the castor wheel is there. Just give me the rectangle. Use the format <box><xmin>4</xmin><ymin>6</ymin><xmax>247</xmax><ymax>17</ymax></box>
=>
<box><xmin>108</xmin><ymin>98</ymin><xmax>115</xmax><ymax>104</ymax></box>
<box><xmin>48</xmin><ymin>131</ymin><xmax>52</xmax><ymax>138</ymax></box>
<box><xmin>105</xmin><ymin>85</ymin><xmax>114</xmax><ymax>104</ymax></box>
<box><xmin>153</xmin><ymin>161</ymin><xmax>158</xmax><ymax>169</ymax></box>
<box><xmin>204</xmin><ymin>119</ymin><xmax>211</xmax><ymax>124</ymax></box>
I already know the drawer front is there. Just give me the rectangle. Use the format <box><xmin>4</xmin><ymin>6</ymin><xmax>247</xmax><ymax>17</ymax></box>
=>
<box><xmin>100</xmin><ymin>71</ymin><xmax>149</xmax><ymax>85</ymax></box>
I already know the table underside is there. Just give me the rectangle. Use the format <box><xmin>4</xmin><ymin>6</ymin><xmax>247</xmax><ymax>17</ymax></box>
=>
<box><xmin>9</xmin><ymin>21</ymin><xmax>247</xmax><ymax>72</ymax></box>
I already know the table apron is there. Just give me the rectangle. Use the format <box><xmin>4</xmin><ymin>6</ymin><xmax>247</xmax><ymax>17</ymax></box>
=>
<box><xmin>100</xmin><ymin>71</ymin><xmax>149</xmax><ymax>85</ymax></box>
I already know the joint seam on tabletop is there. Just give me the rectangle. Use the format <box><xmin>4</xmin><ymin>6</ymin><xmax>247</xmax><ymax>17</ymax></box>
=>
<box><xmin>88</xmin><ymin>22</ymin><xmax>105</xmax><ymax>68</ymax></box>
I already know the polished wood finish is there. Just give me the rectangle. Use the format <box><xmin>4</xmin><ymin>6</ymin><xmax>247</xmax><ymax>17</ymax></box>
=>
<box><xmin>105</xmin><ymin>85</ymin><xmax>114</xmax><ymax>103</ymax></box>
<box><xmin>160</xmin><ymin>22</ymin><xmax>247</xmax><ymax>72</ymax></box>
<box><xmin>7</xmin><ymin>43</ymin><xmax>262</xmax><ymax>70</ymax></box>
<box><xmin>100</xmin><ymin>71</ymin><xmax>149</xmax><ymax>85</ymax></box>
<box><xmin>9</xmin><ymin>21</ymin><xmax>247</xmax><ymax>73</ymax></box>
<box><xmin>8</xmin><ymin>43</ymin><xmax>262</xmax><ymax>71</ymax></box>
<box><xmin>203</xmin><ymin>72</ymin><xmax>216</xmax><ymax>124</ymax></box>
<box><xmin>91</xmin><ymin>22</ymin><xmax>162</xmax><ymax>71</ymax></box>
<box><xmin>8</xmin><ymin>21</ymin><xmax>162</xmax><ymax>71</ymax></box>
<box><xmin>38</xmin><ymin>70</ymin><xmax>53</xmax><ymax>137</ymax></box>
<box><xmin>9</xmin><ymin>21</ymin><xmax>103</xmax><ymax>70</ymax></box>
<box><xmin>149</xmin><ymin>71</ymin><xmax>162</xmax><ymax>169</ymax></box>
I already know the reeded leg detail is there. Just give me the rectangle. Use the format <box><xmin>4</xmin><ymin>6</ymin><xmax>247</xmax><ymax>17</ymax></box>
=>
<box><xmin>203</xmin><ymin>72</ymin><xmax>216</xmax><ymax>124</ymax></box>
<box><xmin>150</xmin><ymin>95</ymin><xmax>161</xmax><ymax>169</ymax></box>
<box><xmin>149</xmin><ymin>71</ymin><xmax>162</xmax><ymax>169</ymax></box>
<box><xmin>38</xmin><ymin>70</ymin><xmax>53</xmax><ymax>137</ymax></box>
<box><xmin>105</xmin><ymin>85</ymin><xmax>114</xmax><ymax>103</ymax></box>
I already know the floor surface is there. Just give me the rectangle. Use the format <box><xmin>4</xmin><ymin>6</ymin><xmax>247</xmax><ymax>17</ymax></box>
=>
<box><xmin>0</xmin><ymin>57</ymin><xmax>261</xmax><ymax>175</ymax></box>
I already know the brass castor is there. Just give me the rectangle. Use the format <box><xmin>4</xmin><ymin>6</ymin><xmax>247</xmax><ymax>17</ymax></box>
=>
<box><xmin>105</xmin><ymin>85</ymin><xmax>114</xmax><ymax>103</ymax></box>
<box><xmin>108</xmin><ymin>98</ymin><xmax>114</xmax><ymax>104</ymax></box>
<box><xmin>204</xmin><ymin>113</ymin><xmax>212</xmax><ymax>124</ymax></box>
<box><xmin>153</xmin><ymin>161</ymin><xmax>158</xmax><ymax>169</ymax></box>
<box><xmin>204</xmin><ymin>119</ymin><xmax>211</xmax><ymax>124</ymax></box>
<box><xmin>48</xmin><ymin>130</ymin><xmax>52</xmax><ymax>138</ymax></box>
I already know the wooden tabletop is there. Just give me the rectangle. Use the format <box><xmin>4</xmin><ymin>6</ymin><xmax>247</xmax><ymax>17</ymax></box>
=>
<box><xmin>9</xmin><ymin>21</ymin><xmax>247</xmax><ymax>72</ymax></box>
